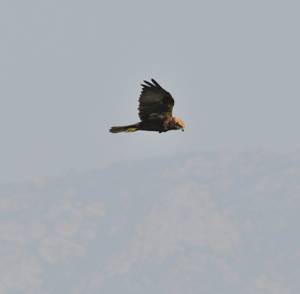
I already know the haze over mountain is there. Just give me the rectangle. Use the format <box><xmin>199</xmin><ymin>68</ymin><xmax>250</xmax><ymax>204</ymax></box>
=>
<box><xmin>1</xmin><ymin>150</ymin><xmax>299</xmax><ymax>293</ymax></box>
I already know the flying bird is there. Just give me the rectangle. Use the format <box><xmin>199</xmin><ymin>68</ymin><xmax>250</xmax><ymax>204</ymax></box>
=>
<box><xmin>109</xmin><ymin>79</ymin><xmax>185</xmax><ymax>133</ymax></box>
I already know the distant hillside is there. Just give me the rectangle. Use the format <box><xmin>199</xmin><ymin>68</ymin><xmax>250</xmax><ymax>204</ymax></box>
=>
<box><xmin>0</xmin><ymin>150</ymin><xmax>299</xmax><ymax>293</ymax></box>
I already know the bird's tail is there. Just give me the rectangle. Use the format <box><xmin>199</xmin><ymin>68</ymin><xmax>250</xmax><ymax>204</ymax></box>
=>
<box><xmin>109</xmin><ymin>123</ymin><xmax>139</xmax><ymax>133</ymax></box>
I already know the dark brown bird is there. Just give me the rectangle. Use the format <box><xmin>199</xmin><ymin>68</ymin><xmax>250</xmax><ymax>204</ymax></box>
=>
<box><xmin>109</xmin><ymin>79</ymin><xmax>185</xmax><ymax>133</ymax></box>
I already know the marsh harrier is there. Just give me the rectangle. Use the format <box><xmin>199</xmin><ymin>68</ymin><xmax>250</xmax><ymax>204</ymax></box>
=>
<box><xmin>109</xmin><ymin>79</ymin><xmax>185</xmax><ymax>133</ymax></box>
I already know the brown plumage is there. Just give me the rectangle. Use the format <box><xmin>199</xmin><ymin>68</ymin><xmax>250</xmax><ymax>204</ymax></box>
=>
<box><xmin>109</xmin><ymin>79</ymin><xmax>185</xmax><ymax>133</ymax></box>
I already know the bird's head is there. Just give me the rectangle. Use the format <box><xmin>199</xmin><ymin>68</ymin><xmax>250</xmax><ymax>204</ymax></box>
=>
<box><xmin>174</xmin><ymin>117</ymin><xmax>185</xmax><ymax>131</ymax></box>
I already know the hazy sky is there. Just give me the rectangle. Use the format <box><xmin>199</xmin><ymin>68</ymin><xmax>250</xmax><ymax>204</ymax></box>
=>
<box><xmin>1</xmin><ymin>0</ymin><xmax>300</xmax><ymax>182</ymax></box>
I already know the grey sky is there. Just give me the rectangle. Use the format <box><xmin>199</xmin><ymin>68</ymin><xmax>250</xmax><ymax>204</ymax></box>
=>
<box><xmin>1</xmin><ymin>0</ymin><xmax>300</xmax><ymax>182</ymax></box>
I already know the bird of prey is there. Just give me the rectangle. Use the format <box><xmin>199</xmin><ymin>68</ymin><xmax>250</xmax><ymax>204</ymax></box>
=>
<box><xmin>109</xmin><ymin>79</ymin><xmax>185</xmax><ymax>133</ymax></box>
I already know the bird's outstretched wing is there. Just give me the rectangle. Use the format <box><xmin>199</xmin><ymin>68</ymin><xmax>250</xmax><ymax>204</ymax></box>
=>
<box><xmin>138</xmin><ymin>79</ymin><xmax>174</xmax><ymax>121</ymax></box>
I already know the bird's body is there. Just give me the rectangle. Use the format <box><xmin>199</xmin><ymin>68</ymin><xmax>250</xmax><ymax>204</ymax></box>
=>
<box><xmin>109</xmin><ymin>79</ymin><xmax>185</xmax><ymax>133</ymax></box>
